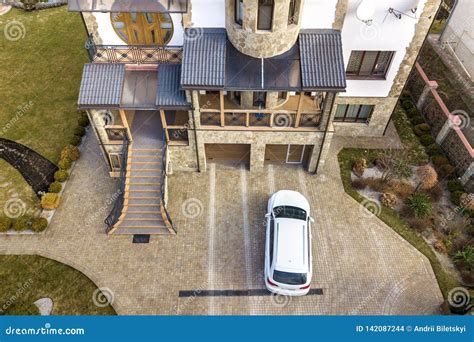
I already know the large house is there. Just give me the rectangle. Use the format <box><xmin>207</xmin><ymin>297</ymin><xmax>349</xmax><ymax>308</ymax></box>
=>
<box><xmin>70</xmin><ymin>0</ymin><xmax>441</xmax><ymax>234</ymax></box>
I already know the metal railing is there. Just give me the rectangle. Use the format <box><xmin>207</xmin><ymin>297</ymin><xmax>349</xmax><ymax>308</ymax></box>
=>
<box><xmin>85</xmin><ymin>34</ymin><xmax>182</xmax><ymax>64</ymax></box>
<box><xmin>160</xmin><ymin>132</ymin><xmax>175</xmax><ymax>233</ymax></box>
<box><xmin>105</xmin><ymin>133</ymin><xmax>129</xmax><ymax>232</ymax></box>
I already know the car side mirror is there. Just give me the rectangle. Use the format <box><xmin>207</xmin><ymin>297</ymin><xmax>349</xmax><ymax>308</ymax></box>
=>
<box><xmin>265</xmin><ymin>213</ymin><xmax>271</xmax><ymax>218</ymax></box>
<box><xmin>309</xmin><ymin>217</ymin><xmax>315</xmax><ymax>223</ymax></box>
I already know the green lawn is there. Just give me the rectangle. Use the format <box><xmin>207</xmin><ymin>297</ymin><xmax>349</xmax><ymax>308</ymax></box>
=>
<box><xmin>0</xmin><ymin>7</ymin><xmax>88</xmax><ymax>216</ymax></box>
<box><xmin>0</xmin><ymin>255</ymin><xmax>116</xmax><ymax>315</ymax></box>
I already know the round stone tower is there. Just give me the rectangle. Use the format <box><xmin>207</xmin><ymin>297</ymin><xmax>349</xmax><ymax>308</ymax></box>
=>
<box><xmin>225</xmin><ymin>0</ymin><xmax>303</xmax><ymax>58</ymax></box>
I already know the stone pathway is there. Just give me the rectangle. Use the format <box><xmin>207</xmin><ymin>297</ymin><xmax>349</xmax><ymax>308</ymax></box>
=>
<box><xmin>0</xmin><ymin>129</ymin><xmax>443</xmax><ymax>314</ymax></box>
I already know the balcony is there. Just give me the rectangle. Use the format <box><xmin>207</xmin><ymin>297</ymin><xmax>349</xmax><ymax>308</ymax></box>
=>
<box><xmin>198</xmin><ymin>92</ymin><xmax>323</xmax><ymax>130</ymax></box>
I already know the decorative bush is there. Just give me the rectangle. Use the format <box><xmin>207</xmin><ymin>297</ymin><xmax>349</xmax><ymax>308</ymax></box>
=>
<box><xmin>375</xmin><ymin>156</ymin><xmax>391</xmax><ymax>171</ymax></box>
<box><xmin>419</xmin><ymin>134</ymin><xmax>435</xmax><ymax>146</ymax></box>
<box><xmin>439</xmin><ymin>164</ymin><xmax>456</xmax><ymax>178</ymax></box>
<box><xmin>460</xmin><ymin>193</ymin><xmax>474</xmax><ymax>211</ymax></box>
<box><xmin>74</xmin><ymin>126</ymin><xmax>86</xmax><ymax>137</ymax></box>
<box><xmin>453</xmin><ymin>246</ymin><xmax>474</xmax><ymax>271</ymax></box>
<box><xmin>0</xmin><ymin>217</ymin><xmax>13</xmax><ymax>232</ymax></box>
<box><xmin>70</xmin><ymin>135</ymin><xmax>82</xmax><ymax>146</ymax></box>
<box><xmin>413</xmin><ymin>123</ymin><xmax>430</xmax><ymax>137</ymax></box>
<box><xmin>61</xmin><ymin>145</ymin><xmax>80</xmax><ymax>161</ymax></box>
<box><xmin>31</xmin><ymin>218</ymin><xmax>48</xmax><ymax>232</ymax></box>
<box><xmin>450</xmin><ymin>191</ymin><xmax>463</xmax><ymax>206</ymax></box>
<box><xmin>48</xmin><ymin>181</ymin><xmax>62</xmax><ymax>193</ymax></box>
<box><xmin>78</xmin><ymin>115</ymin><xmax>89</xmax><ymax>127</ymax></box>
<box><xmin>431</xmin><ymin>155</ymin><xmax>449</xmax><ymax>167</ymax></box>
<box><xmin>351</xmin><ymin>178</ymin><xmax>367</xmax><ymax>190</ymax></box>
<box><xmin>352</xmin><ymin>158</ymin><xmax>367</xmax><ymax>177</ymax></box>
<box><xmin>416</xmin><ymin>165</ymin><xmax>438</xmax><ymax>190</ymax></box>
<box><xmin>58</xmin><ymin>157</ymin><xmax>72</xmax><ymax>170</ymax></box>
<box><xmin>13</xmin><ymin>216</ymin><xmax>31</xmax><ymax>231</ymax></box>
<box><xmin>385</xmin><ymin>181</ymin><xmax>414</xmax><ymax>199</ymax></box>
<box><xmin>426</xmin><ymin>144</ymin><xmax>443</xmax><ymax>156</ymax></box>
<box><xmin>380</xmin><ymin>192</ymin><xmax>397</xmax><ymax>208</ymax></box>
<box><xmin>447</xmin><ymin>180</ymin><xmax>464</xmax><ymax>193</ymax></box>
<box><xmin>407</xmin><ymin>107</ymin><xmax>419</xmax><ymax>118</ymax></box>
<box><xmin>405</xmin><ymin>193</ymin><xmax>432</xmax><ymax>218</ymax></box>
<box><xmin>402</xmin><ymin>100</ymin><xmax>414</xmax><ymax>111</ymax></box>
<box><xmin>54</xmin><ymin>170</ymin><xmax>69</xmax><ymax>183</ymax></box>
<box><xmin>466</xmin><ymin>225</ymin><xmax>474</xmax><ymax>237</ymax></box>
<box><xmin>41</xmin><ymin>193</ymin><xmax>60</xmax><ymax>210</ymax></box>
<box><xmin>426</xmin><ymin>185</ymin><xmax>444</xmax><ymax>202</ymax></box>
<box><xmin>410</xmin><ymin>115</ymin><xmax>425</xmax><ymax>125</ymax></box>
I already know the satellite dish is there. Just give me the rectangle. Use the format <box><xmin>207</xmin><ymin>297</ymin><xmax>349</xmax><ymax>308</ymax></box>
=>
<box><xmin>405</xmin><ymin>0</ymin><xmax>420</xmax><ymax>12</ymax></box>
<box><xmin>357</xmin><ymin>0</ymin><xmax>377</xmax><ymax>24</ymax></box>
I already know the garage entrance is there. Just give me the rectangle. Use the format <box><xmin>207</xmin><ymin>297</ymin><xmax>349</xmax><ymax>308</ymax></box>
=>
<box><xmin>205</xmin><ymin>144</ymin><xmax>251</xmax><ymax>167</ymax></box>
<box><xmin>264</xmin><ymin>144</ymin><xmax>313</xmax><ymax>167</ymax></box>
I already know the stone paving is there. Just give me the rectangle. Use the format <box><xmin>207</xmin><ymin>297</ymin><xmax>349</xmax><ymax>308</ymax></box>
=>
<box><xmin>0</xmin><ymin>128</ymin><xmax>444</xmax><ymax>315</ymax></box>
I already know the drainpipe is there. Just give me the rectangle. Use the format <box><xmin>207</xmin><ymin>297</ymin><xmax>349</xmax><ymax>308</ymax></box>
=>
<box><xmin>313</xmin><ymin>92</ymin><xmax>336</xmax><ymax>175</ymax></box>
<box><xmin>191</xmin><ymin>107</ymin><xmax>201</xmax><ymax>172</ymax></box>
<box><xmin>80</xmin><ymin>12</ymin><xmax>90</xmax><ymax>37</ymax></box>
<box><xmin>439</xmin><ymin>0</ymin><xmax>459</xmax><ymax>41</ymax></box>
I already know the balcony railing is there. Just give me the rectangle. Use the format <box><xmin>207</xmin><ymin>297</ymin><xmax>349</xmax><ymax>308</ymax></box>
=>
<box><xmin>85</xmin><ymin>34</ymin><xmax>182</xmax><ymax>64</ymax></box>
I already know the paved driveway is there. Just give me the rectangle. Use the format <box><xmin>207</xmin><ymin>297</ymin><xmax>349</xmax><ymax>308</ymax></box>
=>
<box><xmin>0</xmin><ymin>130</ymin><xmax>444</xmax><ymax>315</ymax></box>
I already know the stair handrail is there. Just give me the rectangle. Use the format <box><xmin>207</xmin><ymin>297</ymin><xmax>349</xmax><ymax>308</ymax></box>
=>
<box><xmin>105</xmin><ymin>132</ymin><xmax>129</xmax><ymax>233</ymax></box>
<box><xmin>160</xmin><ymin>132</ymin><xmax>175</xmax><ymax>233</ymax></box>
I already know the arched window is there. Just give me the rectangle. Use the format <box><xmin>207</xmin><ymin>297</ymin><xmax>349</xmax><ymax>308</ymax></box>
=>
<box><xmin>257</xmin><ymin>0</ymin><xmax>274</xmax><ymax>30</ymax></box>
<box><xmin>235</xmin><ymin>0</ymin><xmax>244</xmax><ymax>25</ymax></box>
<box><xmin>288</xmin><ymin>0</ymin><xmax>300</xmax><ymax>25</ymax></box>
<box><xmin>111</xmin><ymin>12</ymin><xmax>174</xmax><ymax>45</ymax></box>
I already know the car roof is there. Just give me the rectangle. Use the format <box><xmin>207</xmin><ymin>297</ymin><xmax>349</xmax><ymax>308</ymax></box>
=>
<box><xmin>274</xmin><ymin>218</ymin><xmax>308</xmax><ymax>272</ymax></box>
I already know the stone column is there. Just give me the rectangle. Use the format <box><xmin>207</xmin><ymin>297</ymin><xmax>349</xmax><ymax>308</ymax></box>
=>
<box><xmin>311</xmin><ymin>132</ymin><xmax>333</xmax><ymax>173</ymax></box>
<box><xmin>250</xmin><ymin>142</ymin><xmax>265</xmax><ymax>170</ymax></box>
<box><xmin>265</xmin><ymin>92</ymin><xmax>279</xmax><ymax>109</ymax></box>
<box><xmin>332</xmin><ymin>0</ymin><xmax>348</xmax><ymax>30</ymax></box>
<box><xmin>416</xmin><ymin>80</ymin><xmax>438</xmax><ymax>110</ymax></box>
<box><xmin>460</xmin><ymin>162</ymin><xmax>474</xmax><ymax>186</ymax></box>
<box><xmin>191</xmin><ymin>91</ymin><xmax>206</xmax><ymax>171</ymax></box>
<box><xmin>435</xmin><ymin>118</ymin><xmax>452</xmax><ymax>144</ymax></box>
<box><xmin>241</xmin><ymin>91</ymin><xmax>254</xmax><ymax>108</ymax></box>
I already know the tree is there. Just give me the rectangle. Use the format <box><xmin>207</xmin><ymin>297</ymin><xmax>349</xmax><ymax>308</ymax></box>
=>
<box><xmin>379</xmin><ymin>148</ymin><xmax>413</xmax><ymax>184</ymax></box>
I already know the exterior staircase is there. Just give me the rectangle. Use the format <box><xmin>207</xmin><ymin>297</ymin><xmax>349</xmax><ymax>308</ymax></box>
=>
<box><xmin>106</xmin><ymin>111</ymin><xmax>174</xmax><ymax>235</ymax></box>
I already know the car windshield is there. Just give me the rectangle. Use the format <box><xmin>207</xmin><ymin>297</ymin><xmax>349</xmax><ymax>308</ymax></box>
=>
<box><xmin>273</xmin><ymin>270</ymin><xmax>307</xmax><ymax>285</ymax></box>
<box><xmin>273</xmin><ymin>206</ymin><xmax>306</xmax><ymax>220</ymax></box>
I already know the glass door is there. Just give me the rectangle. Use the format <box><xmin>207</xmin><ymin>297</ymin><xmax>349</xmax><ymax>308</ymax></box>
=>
<box><xmin>286</xmin><ymin>144</ymin><xmax>305</xmax><ymax>164</ymax></box>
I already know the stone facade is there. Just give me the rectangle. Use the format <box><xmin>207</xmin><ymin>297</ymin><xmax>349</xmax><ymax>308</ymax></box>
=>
<box><xmin>225</xmin><ymin>0</ymin><xmax>303</xmax><ymax>58</ymax></box>
<box><xmin>82</xmin><ymin>12</ymin><xmax>102</xmax><ymax>44</ymax></box>
<box><xmin>332</xmin><ymin>0</ymin><xmax>348</xmax><ymax>30</ymax></box>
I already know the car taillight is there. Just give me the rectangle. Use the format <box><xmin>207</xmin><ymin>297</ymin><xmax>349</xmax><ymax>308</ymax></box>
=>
<box><xmin>300</xmin><ymin>284</ymin><xmax>311</xmax><ymax>290</ymax></box>
<box><xmin>267</xmin><ymin>278</ymin><xmax>279</xmax><ymax>287</ymax></box>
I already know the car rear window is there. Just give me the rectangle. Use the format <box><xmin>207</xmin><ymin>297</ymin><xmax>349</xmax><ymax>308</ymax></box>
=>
<box><xmin>273</xmin><ymin>206</ymin><xmax>306</xmax><ymax>221</ymax></box>
<box><xmin>273</xmin><ymin>270</ymin><xmax>307</xmax><ymax>285</ymax></box>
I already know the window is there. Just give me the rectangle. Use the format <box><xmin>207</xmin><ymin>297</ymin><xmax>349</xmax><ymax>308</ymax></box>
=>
<box><xmin>235</xmin><ymin>0</ymin><xmax>244</xmax><ymax>25</ymax></box>
<box><xmin>273</xmin><ymin>206</ymin><xmax>307</xmax><ymax>220</ymax></box>
<box><xmin>346</xmin><ymin>51</ymin><xmax>394</xmax><ymax>79</ymax></box>
<box><xmin>273</xmin><ymin>270</ymin><xmax>307</xmax><ymax>285</ymax></box>
<box><xmin>258</xmin><ymin>0</ymin><xmax>274</xmax><ymax>30</ymax></box>
<box><xmin>288</xmin><ymin>0</ymin><xmax>300</xmax><ymax>25</ymax></box>
<box><xmin>108</xmin><ymin>153</ymin><xmax>122</xmax><ymax>172</ymax></box>
<box><xmin>334</xmin><ymin>104</ymin><xmax>374</xmax><ymax>123</ymax></box>
<box><xmin>269</xmin><ymin>218</ymin><xmax>274</xmax><ymax>266</ymax></box>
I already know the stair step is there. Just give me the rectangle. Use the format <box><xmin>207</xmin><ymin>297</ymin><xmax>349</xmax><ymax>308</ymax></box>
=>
<box><xmin>130</xmin><ymin>149</ymin><xmax>162</xmax><ymax>157</ymax></box>
<box><xmin>126</xmin><ymin>205</ymin><xmax>161</xmax><ymax>212</ymax></box>
<box><xmin>120</xmin><ymin>219</ymin><xmax>166</xmax><ymax>228</ymax></box>
<box><xmin>126</xmin><ymin>177</ymin><xmax>160</xmax><ymax>184</ymax></box>
<box><xmin>126</xmin><ymin>197</ymin><xmax>161</xmax><ymax>206</ymax></box>
<box><xmin>128</xmin><ymin>184</ymin><xmax>161</xmax><ymax>191</ymax></box>
<box><xmin>129</xmin><ymin>170</ymin><xmax>162</xmax><ymax>177</ymax></box>
<box><xmin>113</xmin><ymin>227</ymin><xmax>170</xmax><ymax>235</ymax></box>
<box><xmin>126</xmin><ymin>190</ymin><xmax>160</xmax><ymax>197</ymax></box>
<box><xmin>124</xmin><ymin>212</ymin><xmax>163</xmax><ymax>220</ymax></box>
<box><xmin>129</xmin><ymin>163</ymin><xmax>162</xmax><ymax>171</ymax></box>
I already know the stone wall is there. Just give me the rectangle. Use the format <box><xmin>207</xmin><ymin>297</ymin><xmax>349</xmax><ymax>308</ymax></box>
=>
<box><xmin>225</xmin><ymin>0</ymin><xmax>302</xmax><ymax>58</ymax></box>
<box><xmin>82</xmin><ymin>12</ymin><xmax>103</xmax><ymax>44</ymax></box>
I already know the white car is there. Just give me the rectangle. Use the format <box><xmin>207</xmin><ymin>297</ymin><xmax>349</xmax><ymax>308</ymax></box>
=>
<box><xmin>264</xmin><ymin>190</ymin><xmax>313</xmax><ymax>296</ymax></box>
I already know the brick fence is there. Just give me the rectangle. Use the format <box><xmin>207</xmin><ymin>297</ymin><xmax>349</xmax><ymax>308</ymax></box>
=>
<box><xmin>407</xmin><ymin>62</ymin><xmax>473</xmax><ymax>190</ymax></box>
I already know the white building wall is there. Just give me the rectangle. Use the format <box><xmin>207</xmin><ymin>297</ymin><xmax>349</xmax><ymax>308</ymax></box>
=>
<box><xmin>189</xmin><ymin>0</ymin><xmax>226</xmax><ymax>27</ymax></box>
<box><xmin>301</xmin><ymin>0</ymin><xmax>338</xmax><ymax>29</ymax></box>
<box><xmin>92</xmin><ymin>12</ymin><xmax>185</xmax><ymax>46</ymax></box>
<box><xmin>340</xmin><ymin>0</ymin><xmax>428</xmax><ymax>98</ymax></box>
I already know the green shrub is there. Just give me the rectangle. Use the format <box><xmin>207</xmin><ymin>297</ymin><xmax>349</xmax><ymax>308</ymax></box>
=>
<box><xmin>416</xmin><ymin>123</ymin><xmax>430</xmax><ymax>132</ymax></box>
<box><xmin>450</xmin><ymin>191</ymin><xmax>463</xmax><ymax>206</ymax></box>
<box><xmin>466</xmin><ymin>225</ymin><xmax>474</xmax><ymax>237</ymax></box>
<box><xmin>41</xmin><ymin>193</ymin><xmax>60</xmax><ymax>210</ymax></box>
<box><xmin>48</xmin><ymin>181</ymin><xmax>62</xmax><ymax>193</ymax></box>
<box><xmin>78</xmin><ymin>115</ymin><xmax>89</xmax><ymax>127</ymax></box>
<box><xmin>58</xmin><ymin>158</ymin><xmax>72</xmax><ymax>170</ymax></box>
<box><xmin>61</xmin><ymin>145</ymin><xmax>80</xmax><ymax>161</ymax></box>
<box><xmin>13</xmin><ymin>216</ymin><xmax>31</xmax><ymax>231</ymax></box>
<box><xmin>413</xmin><ymin>126</ymin><xmax>424</xmax><ymax>137</ymax></box>
<box><xmin>439</xmin><ymin>164</ymin><xmax>456</xmax><ymax>178</ymax></box>
<box><xmin>54</xmin><ymin>170</ymin><xmax>69</xmax><ymax>183</ymax></box>
<box><xmin>405</xmin><ymin>193</ymin><xmax>432</xmax><ymax>218</ymax></box>
<box><xmin>70</xmin><ymin>135</ymin><xmax>82</xmax><ymax>146</ymax></box>
<box><xmin>407</xmin><ymin>107</ymin><xmax>420</xmax><ymax>118</ymax></box>
<box><xmin>447</xmin><ymin>180</ymin><xmax>464</xmax><ymax>193</ymax></box>
<box><xmin>402</xmin><ymin>100</ymin><xmax>414</xmax><ymax>111</ymax></box>
<box><xmin>31</xmin><ymin>218</ymin><xmax>48</xmax><ymax>232</ymax></box>
<box><xmin>431</xmin><ymin>155</ymin><xmax>449</xmax><ymax>167</ymax></box>
<box><xmin>420</xmin><ymin>134</ymin><xmax>435</xmax><ymax>146</ymax></box>
<box><xmin>453</xmin><ymin>246</ymin><xmax>474</xmax><ymax>271</ymax></box>
<box><xmin>0</xmin><ymin>217</ymin><xmax>13</xmax><ymax>232</ymax></box>
<box><xmin>74</xmin><ymin>126</ymin><xmax>86</xmax><ymax>137</ymax></box>
<box><xmin>426</xmin><ymin>144</ymin><xmax>443</xmax><ymax>156</ymax></box>
<box><xmin>410</xmin><ymin>116</ymin><xmax>425</xmax><ymax>125</ymax></box>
